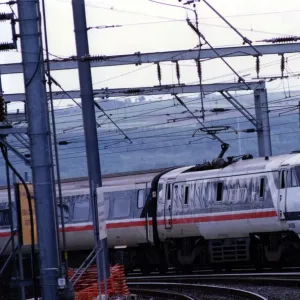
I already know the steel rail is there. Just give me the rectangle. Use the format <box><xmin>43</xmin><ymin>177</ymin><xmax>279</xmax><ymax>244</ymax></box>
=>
<box><xmin>130</xmin><ymin>287</ymin><xmax>197</xmax><ymax>299</ymax></box>
<box><xmin>128</xmin><ymin>282</ymin><xmax>268</xmax><ymax>300</ymax></box>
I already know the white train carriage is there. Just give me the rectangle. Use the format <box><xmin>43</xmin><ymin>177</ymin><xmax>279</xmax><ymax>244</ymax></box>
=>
<box><xmin>0</xmin><ymin>172</ymin><xmax>153</xmax><ymax>269</ymax></box>
<box><xmin>152</xmin><ymin>153</ymin><xmax>300</xmax><ymax>268</ymax></box>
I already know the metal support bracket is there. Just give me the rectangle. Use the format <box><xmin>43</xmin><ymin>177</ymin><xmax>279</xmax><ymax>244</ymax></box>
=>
<box><xmin>0</xmin><ymin>126</ymin><xmax>28</xmax><ymax>135</ymax></box>
<box><xmin>220</xmin><ymin>91</ymin><xmax>260</xmax><ymax>128</ymax></box>
<box><xmin>4</xmin><ymin>82</ymin><xmax>266</xmax><ymax>102</ymax></box>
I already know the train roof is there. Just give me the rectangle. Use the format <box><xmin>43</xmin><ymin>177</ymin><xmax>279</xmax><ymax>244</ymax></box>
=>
<box><xmin>161</xmin><ymin>153</ymin><xmax>300</xmax><ymax>182</ymax></box>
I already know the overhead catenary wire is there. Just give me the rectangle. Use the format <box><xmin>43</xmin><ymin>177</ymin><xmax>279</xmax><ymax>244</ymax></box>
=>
<box><xmin>22</xmin><ymin>127</ymin><xmax>300</xmax><ymax>162</ymax></box>
<box><xmin>49</xmin><ymin>91</ymin><xmax>300</xmax><ymax>142</ymax></box>
<box><xmin>201</xmin><ymin>0</ymin><xmax>261</xmax><ymax>56</ymax></box>
<box><xmin>2</xmin><ymin>1</ymin><xmax>300</xmax><ymax>165</ymax></box>
<box><xmin>7</xmin><ymin>106</ymin><xmax>299</xmax><ymax>158</ymax></box>
<box><xmin>48</xmin><ymin>106</ymin><xmax>300</xmax><ymax>148</ymax></box>
<box><xmin>174</xmin><ymin>94</ymin><xmax>230</xmax><ymax>157</ymax></box>
<box><xmin>93</xmin><ymin>101</ymin><xmax>132</xmax><ymax>143</ymax></box>
<box><xmin>51</xmin><ymin>110</ymin><xmax>299</xmax><ymax>156</ymax></box>
<box><xmin>186</xmin><ymin>17</ymin><xmax>251</xmax><ymax>90</ymax></box>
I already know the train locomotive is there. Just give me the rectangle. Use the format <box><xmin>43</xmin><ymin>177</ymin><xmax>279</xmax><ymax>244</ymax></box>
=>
<box><xmin>1</xmin><ymin>152</ymin><xmax>300</xmax><ymax>273</ymax></box>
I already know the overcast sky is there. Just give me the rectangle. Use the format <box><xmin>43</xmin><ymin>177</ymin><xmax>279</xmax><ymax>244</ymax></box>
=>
<box><xmin>1</xmin><ymin>0</ymin><xmax>300</xmax><ymax>110</ymax></box>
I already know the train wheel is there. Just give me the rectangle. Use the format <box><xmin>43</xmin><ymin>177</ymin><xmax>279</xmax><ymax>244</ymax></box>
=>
<box><xmin>140</xmin><ymin>263</ymin><xmax>150</xmax><ymax>276</ymax></box>
<box><xmin>181</xmin><ymin>265</ymin><xmax>193</xmax><ymax>274</ymax></box>
<box><xmin>158</xmin><ymin>262</ymin><xmax>168</xmax><ymax>275</ymax></box>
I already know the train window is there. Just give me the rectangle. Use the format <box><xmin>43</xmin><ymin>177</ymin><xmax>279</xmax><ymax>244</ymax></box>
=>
<box><xmin>72</xmin><ymin>202</ymin><xmax>89</xmax><ymax>222</ymax></box>
<box><xmin>112</xmin><ymin>194</ymin><xmax>131</xmax><ymax>218</ymax></box>
<box><xmin>216</xmin><ymin>182</ymin><xmax>223</xmax><ymax>202</ymax></box>
<box><xmin>0</xmin><ymin>209</ymin><xmax>10</xmax><ymax>227</ymax></box>
<box><xmin>166</xmin><ymin>184</ymin><xmax>171</xmax><ymax>200</ymax></box>
<box><xmin>259</xmin><ymin>178</ymin><xmax>265</xmax><ymax>198</ymax></box>
<box><xmin>57</xmin><ymin>202</ymin><xmax>70</xmax><ymax>223</ymax></box>
<box><xmin>137</xmin><ymin>190</ymin><xmax>144</xmax><ymax>209</ymax></box>
<box><xmin>291</xmin><ymin>169</ymin><xmax>298</xmax><ymax>187</ymax></box>
<box><xmin>157</xmin><ymin>184</ymin><xmax>163</xmax><ymax>203</ymax></box>
<box><xmin>184</xmin><ymin>186</ymin><xmax>189</xmax><ymax>205</ymax></box>
<box><xmin>280</xmin><ymin>170</ymin><xmax>286</xmax><ymax>189</ymax></box>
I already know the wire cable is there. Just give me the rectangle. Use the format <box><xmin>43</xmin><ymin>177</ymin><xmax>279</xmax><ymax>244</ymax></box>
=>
<box><xmin>0</xmin><ymin>142</ymin><xmax>38</xmax><ymax>300</ymax></box>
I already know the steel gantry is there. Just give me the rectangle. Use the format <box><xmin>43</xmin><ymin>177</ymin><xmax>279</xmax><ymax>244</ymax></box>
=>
<box><xmin>1</xmin><ymin>42</ymin><xmax>300</xmax><ymax>73</ymax></box>
<box><xmin>2</xmin><ymin>80</ymin><xmax>271</xmax><ymax>157</ymax></box>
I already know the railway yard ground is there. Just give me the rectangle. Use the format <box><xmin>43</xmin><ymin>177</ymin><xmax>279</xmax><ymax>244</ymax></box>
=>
<box><xmin>126</xmin><ymin>269</ymin><xmax>300</xmax><ymax>300</ymax></box>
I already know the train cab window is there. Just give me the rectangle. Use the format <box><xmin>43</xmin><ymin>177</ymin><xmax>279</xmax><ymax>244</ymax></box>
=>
<box><xmin>137</xmin><ymin>190</ymin><xmax>144</xmax><ymax>209</ymax></box>
<box><xmin>280</xmin><ymin>170</ymin><xmax>286</xmax><ymax>189</ymax></box>
<box><xmin>72</xmin><ymin>202</ymin><xmax>89</xmax><ymax>222</ymax></box>
<box><xmin>293</xmin><ymin>166</ymin><xmax>300</xmax><ymax>186</ymax></box>
<box><xmin>184</xmin><ymin>186</ymin><xmax>189</xmax><ymax>205</ymax></box>
<box><xmin>216</xmin><ymin>182</ymin><xmax>223</xmax><ymax>202</ymax></box>
<box><xmin>291</xmin><ymin>169</ymin><xmax>298</xmax><ymax>187</ymax></box>
<box><xmin>259</xmin><ymin>178</ymin><xmax>265</xmax><ymax>198</ymax></box>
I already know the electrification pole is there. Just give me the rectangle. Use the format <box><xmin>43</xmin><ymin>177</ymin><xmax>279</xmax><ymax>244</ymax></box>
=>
<box><xmin>72</xmin><ymin>0</ymin><xmax>110</xmax><ymax>287</ymax></box>
<box><xmin>17</xmin><ymin>1</ymin><xmax>59</xmax><ymax>299</ymax></box>
<box><xmin>254</xmin><ymin>88</ymin><xmax>272</xmax><ymax>157</ymax></box>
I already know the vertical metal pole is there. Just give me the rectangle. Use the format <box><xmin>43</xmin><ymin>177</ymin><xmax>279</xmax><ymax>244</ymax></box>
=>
<box><xmin>71</xmin><ymin>0</ymin><xmax>110</xmax><ymax>290</ymax></box>
<box><xmin>254</xmin><ymin>87</ymin><xmax>272</xmax><ymax>157</ymax></box>
<box><xmin>298</xmin><ymin>101</ymin><xmax>300</xmax><ymax>128</ymax></box>
<box><xmin>17</xmin><ymin>1</ymin><xmax>59</xmax><ymax>299</ymax></box>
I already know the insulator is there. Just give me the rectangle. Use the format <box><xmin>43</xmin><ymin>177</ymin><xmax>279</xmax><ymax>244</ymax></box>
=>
<box><xmin>273</xmin><ymin>36</ymin><xmax>300</xmax><ymax>43</ymax></box>
<box><xmin>0</xmin><ymin>96</ymin><xmax>5</xmax><ymax>122</ymax></box>
<box><xmin>280</xmin><ymin>54</ymin><xmax>285</xmax><ymax>78</ymax></box>
<box><xmin>156</xmin><ymin>62</ymin><xmax>162</xmax><ymax>85</ymax></box>
<box><xmin>124</xmin><ymin>88</ymin><xmax>144</xmax><ymax>95</ymax></box>
<box><xmin>0</xmin><ymin>13</ymin><xmax>12</xmax><ymax>22</ymax></box>
<box><xmin>0</xmin><ymin>43</ymin><xmax>15</xmax><ymax>51</ymax></box>
<box><xmin>257</xmin><ymin>36</ymin><xmax>300</xmax><ymax>44</ymax></box>
<box><xmin>83</xmin><ymin>55</ymin><xmax>107</xmax><ymax>62</ymax></box>
<box><xmin>175</xmin><ymin>61</ymin><xmax>180</xmax><ymax>84</ymax></box>
<box><xmin>210</xmin><ymin>108</ymin><xmax>227</xmax><ymax>113</ymax></box>
<box><xmin>256</xmin><ymin>56</ymin><xmax>260</xmax><ymax>78</ymax></box>
<box><xmin>196</xmin><ymin>60</ymin><xmax>202</xmax><ymax>82</ymax></box>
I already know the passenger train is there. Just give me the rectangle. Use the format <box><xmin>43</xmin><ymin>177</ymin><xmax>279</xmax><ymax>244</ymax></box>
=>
<box><xmin>1</xmin><ymin>152</ymin><xmax>300</xmax><ymax>273</ymax></box>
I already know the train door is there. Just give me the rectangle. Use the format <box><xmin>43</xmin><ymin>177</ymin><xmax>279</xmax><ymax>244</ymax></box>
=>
<box><xmin>144</xmin><ymin>183</ymin><xmax>154</xmax><ymax>245</ymax></box>
<box><xmin>164</xmin><ymin>182</ymin><xmax>172</xmax><ymax>229</ymax></box>
<box><xmin>278</xmin><ymin>168</ymin><xmax>288</xmax><ymax>220</ymax></box>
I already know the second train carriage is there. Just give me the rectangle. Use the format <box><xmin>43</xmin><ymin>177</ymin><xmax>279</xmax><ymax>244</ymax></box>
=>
<box><xmin>1</xmin><ymin>153</ymin><xmax>300</xmax><ymax>272</ymax></box>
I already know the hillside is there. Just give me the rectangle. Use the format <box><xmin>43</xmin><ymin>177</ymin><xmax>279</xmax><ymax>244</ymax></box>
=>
<box><xmin>0</xmin><ymin>89</ymin><xmax>299</xmax><ymax>185</ymax></box>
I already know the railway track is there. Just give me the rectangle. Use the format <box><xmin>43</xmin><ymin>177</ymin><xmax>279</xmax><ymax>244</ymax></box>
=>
<box><xmin>129</xmin><ymin>282</ymin><xmax>268</xmax><ymax>300</ymax></box>
<box><xmin>127</xmin><ymin>272</ymin><xmax>300</xmax><ymax>299</ymax></box>
<box><xmin>126</xmin><ymin>271</ymin><xmax>300</xmax><ymax>283</ymax></box>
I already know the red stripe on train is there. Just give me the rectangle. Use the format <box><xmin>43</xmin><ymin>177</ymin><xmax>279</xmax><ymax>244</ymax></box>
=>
<box><xmin>157</xmin><ymin>210</ymin><xmax>278</xmax><ymax>225</ymax></box>
<box><xmin>0</xmin><ymin>210</ymin><xmax>278</xmax><ymax>237</ymax></box>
